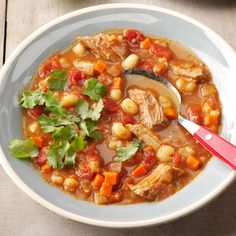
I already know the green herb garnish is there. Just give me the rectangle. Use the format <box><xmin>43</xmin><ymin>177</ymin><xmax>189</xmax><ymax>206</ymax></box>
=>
<box><xmin>47</xmin><ymin>69</ymin><xmax>68</xmax><ymax>91</ymax></box>
<box><xmin>19</xmin><ymin>91</ymin><xmax>45</xmax><ymax>109</ymax></box>
<box><xmin>82</xmin><ymin>78</ymin><xmax>107</xmax><ymax>100</ymax></box>
<box><xmin>114</xmin><ymin>139</ymin><xmax>141</xmax><ymax>162</ymax></box>
<box><xmin>8</xmin><ymin>138</ymin><xmax>39</xmax><ymax>158</ymax></box>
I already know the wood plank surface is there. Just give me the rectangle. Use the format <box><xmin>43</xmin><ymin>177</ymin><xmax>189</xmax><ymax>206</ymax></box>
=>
<box><xmin>0</xmin><ymin>0</ymin><xmax>6</xmax><ymax>66</ymax></box>
<box><xmin>1</xmin><ymin>0</ymin><xmax>236</xmax><ymax>235</ymax></box>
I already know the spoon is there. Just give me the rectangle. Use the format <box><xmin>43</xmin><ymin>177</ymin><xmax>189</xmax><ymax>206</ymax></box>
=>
<box><xmin>124</xmin><ymin>68</ymin><xmax>236</xmax><ymax>170</ymax></box>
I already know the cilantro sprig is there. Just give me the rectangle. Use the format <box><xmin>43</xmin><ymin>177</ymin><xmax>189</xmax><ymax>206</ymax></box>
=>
<box><xmin>19</xmin><ymin>91</ymin><xmax>45</xmax><ymax>109</ymax></box>
<box><xmin>12</xmin><ymin>76</ymin><xmax>106</xmax><ymax>169</ymax></box>
<box><xmin>47</xmin><ymin>69</ymin><xmax>68</xmax><ymax>91</ymax></box>
<box><xmin>82</xmin><ymin>78</ymin><xmax>107</xmax><ymax>100</ymax></box>
<box><xmin>114</xmin><ymin>139</ymin><xmax>142</xmax><ymax>162</ymax></box>
<box><xmin>47</xmin><ymin>135</ymin><xmax>88</xmax><ymax>169</ymax></box>
<box><xmin>8</xmin><ymin>138</ymin><xmax>39</xmax><ymax>158</ymax></box>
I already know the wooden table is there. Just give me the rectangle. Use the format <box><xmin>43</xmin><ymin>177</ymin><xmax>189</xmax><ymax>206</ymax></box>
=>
<box><xmin>0</xmin><ymin>1</ymin><xmax>235</xmax><ymax>235</ymax></box>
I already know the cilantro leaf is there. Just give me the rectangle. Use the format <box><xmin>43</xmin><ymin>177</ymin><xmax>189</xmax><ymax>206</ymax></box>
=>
<box><xmin>65</xmin><ymin>114</ymin><xmax>80</xmax><ymax>124</ymax></box>
<box><xmin>47</xmin><ymin>141</ymin><xmax>70</xmax><ymax>169</ymax></box>
<box><xmin>77</xmin><ymin>99</ymin><xmax>104</xmax><ymax>121</ymax></box>
<box><xmin>89</xmin><ymin>99</ymin><xmax>104</xmax><ymax>121</ymax></box>
<box><xmin>90</xmin><ymin>130</ymin><xmax>102</xmax><ymax>140</ymax></box>
<box><xmin>79</xmin><ymin>119</ymin><xmax>102</xmax><ymax>140</ymax></box>
<box><xmin>52</xmin><ymin>125</ymin><xmax>78</xmax><ymax>141</ymax></box>
<box><xmin>8</xmin><ymin>138</ymin><xmax>39</xmax><ymax>158</ymax></box>
<box><xmin>77</xmin><ymin>100</ymin><xmax>89</xmax><ymax>120</ymax></box>
<box><xmin>71</xmin><ymin>135</ymin><xmax>88</xmax><ymax>152</ymax></box>
<box><xmin>82</xmin><ymin>78</ymin><xmax>107</xmax><ymax>100</ymax></box>
<box><xmin>48</xmin><ymin>69</ymin><xmax>68</xmax><ymax>91</ymax></box>
<box><xmin>114</xmin><ymin>139</ymin><xmax>141</xmax><ymax>162</ymax></box>
<box><xmin>19</xmin><ymin>90</ymin><xmax>45</xmax><ymax>109</ymax></box>
<box><xmin>64</xmin><ymin>147</ymin><xmax>76</xmax><ymax>165</ymax></box>
<box><xmin>44</xmin><ymin>91</ymin><xmax>64</xmax><ymax>115</ymax></box>
<box><xmin>38</xmin><ymin>114</ymin><xmax>72</xmax><ymax>132</ymax></box>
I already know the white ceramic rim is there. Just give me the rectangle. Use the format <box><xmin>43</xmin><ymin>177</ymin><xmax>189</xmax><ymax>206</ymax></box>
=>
<box><xmin>0</xmin><ymin>3</ymin><xmax>235</xmax><ymax>228</ymax></box>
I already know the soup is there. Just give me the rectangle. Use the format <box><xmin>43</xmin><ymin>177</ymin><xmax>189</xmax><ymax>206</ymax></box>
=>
<box><xmin>9</xmin><ymin>29</ymin><xmax>221</xmax><ymax>204</ymax></box>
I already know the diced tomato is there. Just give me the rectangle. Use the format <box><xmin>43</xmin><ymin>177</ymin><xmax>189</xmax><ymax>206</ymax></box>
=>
<box><xmin>139</xmin><ymin>62</ymin><xmax>153</xmax><ymax>71</ymax></box>
<box><xmin>173</xmin><ymin>152</ymin><xmax>181</xmax><ymax>164</ymax></box>
<box><xmin>86</xmin><ymin>143</ymin><xmax>97</xmax><ymax>154</ymax></box>
<box><xmin>79</xmin><ymin>165</ymin><xmax>95</xmax><ymax>180</ymax></box>
<box><xmin>103</xmin><ymin>98</ymin><xmax>119</xmax><ymax>114</ymax></box>
<box><xmin>133</xmin><ymin>151</ymin><xmax>143</xmax><ymax>164</ymax></box>
<box><xmin>123</xmin><ymin>29</ymin><xmax>144</xmax><ymax>47</ymax></box>
<box><xmin>39</xmin><ymin>55</ymin><xmax>61</xmax><ymax>77</ymax></box>
<box><xmin>149</xmin><ymin>44</ymin><xmax>173</xmax><ymax>61</ymax></box>
<box><xmin>186</xmin><ymin>103</ymin><xmax>203</xmax><ymax>125</ymax></box>
<box><xmin>28</xmin><ymin>105</ymin><xmax>45</xmax><ymax>118</ymax></box>
<box><xmin>67</xmin><ymin>69</ymin><xmax>86</xmax><ymax>87</ymax></box>
<box><xmin>121</xmin><ymin>112</ymin><xmax>135</xmax><ymax>124</ymax></box>
<box><xmin>143</xmin><ymin>148</ymin><xmax>156</xmax><ymax>171</ymax></box>
<box><xmin>34</xmin><ymin>146</ymin><xmax>48</xmax><ymax>166</ymax></box>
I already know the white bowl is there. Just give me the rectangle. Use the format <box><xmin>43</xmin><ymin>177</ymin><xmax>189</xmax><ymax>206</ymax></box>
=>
<box><xmin>0</xmin><ymin>3</ymin><xmax>236</xmax><ymax>228</ymax></box>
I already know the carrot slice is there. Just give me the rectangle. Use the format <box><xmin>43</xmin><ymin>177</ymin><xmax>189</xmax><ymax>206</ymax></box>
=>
<box><xmin>111</xmin><ymin>77</ymin><xmax>124</xmax><ymax>89</ymax></box>
<box><xmin>94</xmin><ymin>61</ymin><xmax>106</xmax><ymax>73</ymax></box>
<box><xmin>93</xmin><ymin>174</ymin><xmax>104</xmax><ymax>189</ymax></box>
<box><xmin>131</xmin><ymin>164</ymin><xmax>147</xmax><ymax>177</ymax></box>
<box><xmin>40</xmin><ymin>163</ymin><xmax>52</xmax><ymax>174</ymax></box>
<box><xmin>164</xmin><ymin>107</ymin><xmax>177</xmax><ymax>120</ymax></box>
<box><xmin>100</xmin><ymin>182</ymin><xmax>113</xmax><ymax>197</ymax></box>
<box><xmin>140</xmin><ymin>38</ymin><xmax>152</xmax><ymax>49</ymax></box>
<box><xmin>31</xmin><ymin>136</ymin><xmax>43</xmax><ymax>148</ymax></box>
<box><xmin>186</xmin><ymin>156</ymin><xmax>201</xmax><ymax>170</ymax></box>
<box><xmin>104</xmin><ymin>172</ymin><xmax>119</xmax><ymax>185</ymax></box>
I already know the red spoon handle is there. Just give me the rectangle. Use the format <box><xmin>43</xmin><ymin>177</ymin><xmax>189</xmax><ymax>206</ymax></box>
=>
<box><xmin>194</xmin><ymin>126</ymin><xmax>236</xmax><ymax>169</ymax></box>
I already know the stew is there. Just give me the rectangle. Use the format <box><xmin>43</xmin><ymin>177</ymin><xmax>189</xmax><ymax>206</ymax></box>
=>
<box><xmin>9</xmin><ymin>29</ymin><xmax>221</xmax><ymax>204</ymax></box>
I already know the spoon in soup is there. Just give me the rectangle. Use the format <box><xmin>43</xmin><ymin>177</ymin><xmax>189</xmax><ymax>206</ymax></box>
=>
<box><xmin>124</xmin><ymin>69</ymin><xmax>236</xmax><ymax>170</ymax></box>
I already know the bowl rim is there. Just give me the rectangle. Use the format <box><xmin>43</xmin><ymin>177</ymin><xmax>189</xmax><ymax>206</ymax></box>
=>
<box><xmin>0</xmin><ymin>3</ymin><xmax>236</xmax><ymax>228</ymax></box>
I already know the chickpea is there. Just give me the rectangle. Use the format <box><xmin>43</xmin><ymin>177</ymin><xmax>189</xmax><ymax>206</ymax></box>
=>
<box><xmin>178</xmin><ymin>146</ymin><xmax>195</xmax><ymax>157</ymax></box>
<box><xmin>176</xmin><ymin>78</ymin><xmax>196</xmax><ymax>93</ymax></box>
<box><xmin>112</xmin><ymin>122</ymin><xmax>132</xmax><ymax>140</ymax></box>
<box><xmin>51</xmin><ymin>174</ymin><xmax>64</xmax><ymax>186</ymax></box>
<box><xmin>63</xmin><ymin>177</ymin><xmax>79</xmax><ymax>192</ymax></box>
<box><xmin>120</xmin><ymin>98</ymin><xmax>139</xmax><ymax>115</ymax></box>
<box><xmin>122</xmin><ymin>54</ymin><xmax>139</xmax><ymax>69</ymax></box>
<box><xmin>59</xmin><ymin>58</ymin><xmax>70</xmax><ymax>68</ymax></box>
<box><xmin>73</xmin><ymin>43</ymin><xmax>86</xmax><ymax>56</ymax></box>
<box><xmin>184</xmin><ymin>81</ymin><xmax>197</xmax><ymax>93</ymax></box>
<box><xmin>108</xmin><ymin>137</ymin><xmax>124</xmax><ymax>150</ymax></box>
<box><xmin>158</xmin><ymin>96</ymin><xmax>172</xmax><ymax>108</ymax></box>
<box><xmin>29</xmin><ymin>122</ymin><xmax>40</xmax><ymax>133</ymax></box>
<box><xmin>110</xmin><ymin>89</ymin><xmax>122</xmax><ymax>101</ymax></box>
<box><xmin>156</xmin><ymin>145</ymin><xmax>175</xmax><ymax>162</ymax></box>
<box><xmin>60</xmin><ymin>94</ymin><xmax>79</xmax><ymax>108</ymax></box>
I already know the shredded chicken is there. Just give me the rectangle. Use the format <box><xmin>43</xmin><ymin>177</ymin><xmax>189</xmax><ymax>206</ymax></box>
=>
<box><xmin>128</xmin><ymin>88</ymin><xmax>169</xmax><ymax>129</ymax></box>
<box><xmin>129</xmin><ymin>163</ymin><xmax>184</xmax><ymax>200</ymax></box>
<box><xmin>172</xmin><ymin>65</ymin><xmax>209</xmax><ymax>83</ymax></box>
<box><xmin>126</xmin><ymin>124</ymin><xmax>160</xmax><ymax>148</ymax></box>
<box><xmin>77</xmin><ymin>34</ymin><xmax>128</xmax><ymax>62</ymax></box>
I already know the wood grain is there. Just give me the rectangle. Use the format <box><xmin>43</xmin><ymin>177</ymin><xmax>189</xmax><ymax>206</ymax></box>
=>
<box><xmin>1</xmin><ymin>0</ymin><xmax>236</xmax><ymax>235</ymax></box>
<box><xmin>0</xmin><ymin>0</ymin><xmax>6</xmax><ymax>67</ymax></box>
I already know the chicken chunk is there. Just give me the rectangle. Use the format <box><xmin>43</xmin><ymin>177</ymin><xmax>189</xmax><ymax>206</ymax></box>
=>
<box><xmin>129</xmin><ymin>163</ymin><xmax>183</xmax><ymax>200</ymax></box>
<box><xmin>126</xmin><ymin>124</ymin><xmax>160</xmax><ymax>148</ymax></box>
<box><xmin>77</xmin><ymin>34</ymin><xmax>128</xmax><ymax>62</ymax></box>
<box><xmin>128</xmin><ymin>88</ymin><xmax>169</xmax><ymax>129</ymax></box>
<box><xmin>172</xmin><ymin>65</ymin><xmax>209</xmax><ymax>83</ymax></box>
